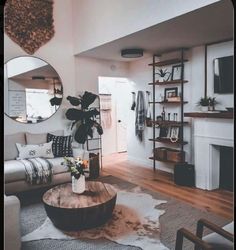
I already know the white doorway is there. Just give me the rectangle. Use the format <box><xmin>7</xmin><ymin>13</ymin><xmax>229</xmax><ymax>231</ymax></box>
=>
<box><xmin>98</xmin><ymin>77</ymin><xmax>132</xmax><ymax>156</ymax></box>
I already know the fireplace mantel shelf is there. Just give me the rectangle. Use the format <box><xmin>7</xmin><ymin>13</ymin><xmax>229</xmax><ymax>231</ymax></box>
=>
<box><xmin>184</xmin><ymin>112</ymin><xmax>233</xmax><ymax>119</ymax></box>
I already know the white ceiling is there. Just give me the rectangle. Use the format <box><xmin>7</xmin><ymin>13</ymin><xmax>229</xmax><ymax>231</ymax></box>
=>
<box><xmin>77</xmin><ymin>0</ymin><xmax>233</xmax><ymax>62</ymax></box>
<box><xmin>9</xmin><ymin>65</ymin><xmax>60</xmax><ymax>82</ymax></box>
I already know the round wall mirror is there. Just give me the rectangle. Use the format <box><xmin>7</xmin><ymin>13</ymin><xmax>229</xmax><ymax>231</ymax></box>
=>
<box><xmin>4</xmin><ymin>56</ymin><xmax>63</xmax><ymax>124</ymax></box>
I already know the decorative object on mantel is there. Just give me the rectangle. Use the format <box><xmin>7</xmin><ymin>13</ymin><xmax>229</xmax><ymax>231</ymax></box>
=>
<box><xmin>4</xmin><ymin>0</ymin><xmax>55</xmax><ymax>54</ymax></box>
<box><xmin>65</xmin><ymin>92</ymin><xmax>103</xmax><ymax>144</ymax></box>
<box><xmin>208</xmin><ymin>97</ymin><xmax>219</xmax><ymax>111</ymax></box>
<box><xmin>197</xmin><ymin>96</ymin><xmax>219</xmax><ymax>112</ymax></box>
<box><xmin>226</xmin><ymin>107</ymin><xmax>233</xmax><ymax>113</ymax></box>
<box><xmin>62</xmin><ymin>157</ymin><xmax>89</xmax><ymax>194</ymax></box>
<box><xmin>197</xmin><ymin>96</ymin><xmax>210</xmax><ymax>112</ymax></box>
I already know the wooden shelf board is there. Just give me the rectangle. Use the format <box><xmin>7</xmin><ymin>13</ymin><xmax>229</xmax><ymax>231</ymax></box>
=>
<box><xmin>148</xmin><ymin>58</ymin><xmax>188</xmax><ymax>67</ymax></box>
<box><xmin>149</xmin><ymin>101</ymin><xmax>188</xmax><ymax>104</ymax></box>
<box><xmin>148</xmin><ymin>80</ymin><xmax>188</xmax><ymax>85</ymax></box>
<box><xmin>184</xmin><ymin>112</ymin><xmax>233</xmax><ymax>119</ymax></box>
<box><xmin>149</xmin><ymin>138</ymin><xmax>188</xmax><ymax>145</ymax></box>
<box><xmin>149</xmin><ymin>156</ymin><xmax>186</xmax><ymax>164</ymax></box>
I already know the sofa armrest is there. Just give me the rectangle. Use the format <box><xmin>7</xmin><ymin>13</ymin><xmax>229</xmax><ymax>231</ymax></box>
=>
<box><xmin>4</xmin><ymin>195</ymin><xmax>21</xmax><ymax>250</ymax></box>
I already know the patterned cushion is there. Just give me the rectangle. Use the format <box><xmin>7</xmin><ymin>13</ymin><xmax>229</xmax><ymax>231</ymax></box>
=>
<box><xmin>16</xmin><ymin>141</ymin><xmax>54</xmax><ymax>159</ymax></box>
<box><xmin>47</xmin><ymin>133</ymin><xmax>73</xmax><ymax>157</ymax></box>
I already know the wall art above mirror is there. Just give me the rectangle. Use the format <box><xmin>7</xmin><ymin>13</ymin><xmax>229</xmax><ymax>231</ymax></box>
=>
<box><xmin>4</xmin><ymin>56</ymin><xmax>63</xmax><ymax>124</ymax></box>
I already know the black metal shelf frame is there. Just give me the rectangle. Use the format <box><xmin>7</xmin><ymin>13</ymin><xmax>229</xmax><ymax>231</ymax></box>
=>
<box><xmin>150</xmin><ymin>49</ymin><xmax>187</xmax><ymax>170</ymax></box>
<box><xmin>85</xmin><ymin>95</ymin><xmax>103</xmax><ymax>169</ymax></box>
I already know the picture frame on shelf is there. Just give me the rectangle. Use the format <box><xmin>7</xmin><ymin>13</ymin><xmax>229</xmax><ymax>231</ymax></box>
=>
<box><xmin>171</xmin><ymin>64</ymin><xmax>182</xmax><ymax>80</ymax></box>
<box><xmin>164</xmin><ymin>87</ymin><xmax>178</xmax><ymax>101</ymax></box>
<box><xmin>169</xmin><ymin>126</ymin><xmax>180</xmax><ymax>143</ymax></box>
<box><xmin>159</xmin><ymin>126</ymin><xmax>169</xmax><ymax>138</ymax></box>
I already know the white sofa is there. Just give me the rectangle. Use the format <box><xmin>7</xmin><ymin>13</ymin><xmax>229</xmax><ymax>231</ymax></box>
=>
<box><xmin>4</xmin><ymin>195</ymin><xmax>21</xmax><ymax>250</ymax></box>
<box><xmin>4</xmin><ymin>131</ymin><xmax>71</xmax><ymax>195</ymax></box>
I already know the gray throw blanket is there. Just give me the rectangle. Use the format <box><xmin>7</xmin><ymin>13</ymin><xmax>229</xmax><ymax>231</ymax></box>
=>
<box><xmin>135</xmin><ymin>91</ymin><xmax>145</xmax><ymax>141</ymax></box>
<box><xmin>20</xmin><ymin>158</ymin><xmax>53</xmax><ymax>185</ymax></box>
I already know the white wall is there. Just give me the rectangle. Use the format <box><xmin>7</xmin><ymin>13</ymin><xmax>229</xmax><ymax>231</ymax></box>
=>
<box><xmin>72</xmin><ymin>0</ymin><xmax>219</xmax><ymax>54</ymax></box>
<box><xmin>4</xmin><ymin>0</ymin><xmax>76</xmax><ymax>135</ymax></box>
<box><xmin>74</xmin><ymin>56</ymin><xmax>129</xmax><ymax>94</ymax></box>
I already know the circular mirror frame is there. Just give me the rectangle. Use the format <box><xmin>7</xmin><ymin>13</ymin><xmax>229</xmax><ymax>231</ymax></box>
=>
<box><xmin>4</xmin><ymin>55</ymin><xmax>63</xmax><ymax>124</ymax></box>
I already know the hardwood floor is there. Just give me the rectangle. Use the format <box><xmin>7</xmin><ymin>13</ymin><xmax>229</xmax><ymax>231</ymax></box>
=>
<box><xmin>101</xmin><ymin>153</ymin><xmax>233</xmax><ymax>220</ymax></box>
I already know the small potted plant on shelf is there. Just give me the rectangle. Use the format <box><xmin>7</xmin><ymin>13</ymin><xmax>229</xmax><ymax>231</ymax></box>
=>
<box><xmin>156</xmin><ymin>69</ymin><xmax>171</xmax><ymax>82</ymax></box>
<box><xmin>197</xmin><ymin>97</ymin><xmax>209</xmax><ymax>112</ymax></box>
<box><xmin>62</xmin><ymin>157</ymin><xmax>89</xmax><ymax>194</ymax></box>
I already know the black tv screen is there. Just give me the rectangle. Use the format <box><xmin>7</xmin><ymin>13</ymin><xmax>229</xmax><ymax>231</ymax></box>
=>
<box><xmin>213</xmin><ymin>56</ymin><xmax>233</xmax><ymax>94</ymax></box>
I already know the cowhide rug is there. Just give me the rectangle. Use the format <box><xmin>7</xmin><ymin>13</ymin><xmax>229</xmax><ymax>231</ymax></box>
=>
<box><xmin>22</xmin><ymin>187</ymin><xmax>169</xmax><ymax>250</ymax></box>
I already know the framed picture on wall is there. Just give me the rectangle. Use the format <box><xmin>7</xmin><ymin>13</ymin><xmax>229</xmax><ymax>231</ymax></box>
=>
<box><xmin>171</xmin><ymin>65</ymin><xmax>183</xmax><ymax>80</ymax></box>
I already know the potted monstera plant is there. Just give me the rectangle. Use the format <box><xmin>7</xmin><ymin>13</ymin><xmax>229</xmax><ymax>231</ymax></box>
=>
<box><xmin>65</xmin><ymin>91</ymin><xmax>103</xmax><ymax>144</ymax></box>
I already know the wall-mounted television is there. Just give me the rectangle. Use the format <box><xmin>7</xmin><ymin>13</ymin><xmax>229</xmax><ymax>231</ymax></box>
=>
<box><xmin>213</xmin><ymin>56</ymin><xmax>233</xmax><ymax>94</ymax></box>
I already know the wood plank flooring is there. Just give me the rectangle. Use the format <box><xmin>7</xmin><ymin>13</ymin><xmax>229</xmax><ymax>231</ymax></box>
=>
<box><xmin>101</xmin><ymin>153</ymin><xmax>233</xmax><ymax>220</ymax></box>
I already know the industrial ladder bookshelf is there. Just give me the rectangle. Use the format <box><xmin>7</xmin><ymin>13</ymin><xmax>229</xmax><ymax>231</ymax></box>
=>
<box><xmin>148</xmin><ymin>49</ymin><xmax>189</xmax><ymax>171</ymax></box>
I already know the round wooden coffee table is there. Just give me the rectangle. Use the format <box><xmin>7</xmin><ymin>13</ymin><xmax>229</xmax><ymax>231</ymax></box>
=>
<box><xmin>43</xmin><ymin>181</ymin><xmax>117</xmax><ymax>231</ymax></box>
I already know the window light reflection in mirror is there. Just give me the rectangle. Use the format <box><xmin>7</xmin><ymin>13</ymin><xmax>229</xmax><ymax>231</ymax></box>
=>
<box><xmin>4</xmin><ymin>56</ymin><xmax>63</xmax><ymax>124</ymax></box>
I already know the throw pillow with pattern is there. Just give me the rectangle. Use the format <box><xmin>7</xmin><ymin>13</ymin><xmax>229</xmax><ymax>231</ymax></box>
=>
<box><xmin>47</xmin><ymin>133</ymin><xmax>73</xmax><ymax>157</ymax></box>
<box><xmin>16</xmin><ymin>141</ymin><xmax>54</xmax><ymax>159</ymax></box>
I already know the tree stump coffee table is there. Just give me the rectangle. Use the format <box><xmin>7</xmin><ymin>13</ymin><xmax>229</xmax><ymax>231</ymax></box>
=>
<box><xmin>43</xmin><ymin>181</ymin><xmax>117</xmax><ymax>231</ymax></box>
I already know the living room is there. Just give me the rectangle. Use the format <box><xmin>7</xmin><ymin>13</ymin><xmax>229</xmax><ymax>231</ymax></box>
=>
<box><xmin>3</xmin><ymin>0</ymin><xmax>234</xmax><ymax>250</ymax></box>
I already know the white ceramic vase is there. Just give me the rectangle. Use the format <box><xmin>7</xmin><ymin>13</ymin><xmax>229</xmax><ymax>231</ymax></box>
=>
<box><xmin>159</xmin><ymin>77</ymin><xmax>164</xmax><ymax>82</ymax></box>
<box><xmin>200</xmin><ymin>106</ymin><xmax>208</xmax><ymax>112</ymax></box>
<box><xmin>72</xmin><ymin>175</ymin><xmax>85</xmax><ymax>194</ymax></box>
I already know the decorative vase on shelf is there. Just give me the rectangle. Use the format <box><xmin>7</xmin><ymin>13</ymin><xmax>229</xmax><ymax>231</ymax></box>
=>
<box><xmin>159</xmin><ymin>77</ymin><xmax>164</xmax><ymax>82</ymax></box>
<box><xmin>72</xmin><ymin>175</ymin><xmax>86</xmax><ymax>194</ymax></box>
<box><xmin>208</xmin><ymin>105</ymin><xmax>214</xmax><ymax>111</ymax></box>
<box><xmin>200</xmin><ymin>106</ymin><xmax>208</xmax><ymax>112</ymax></box>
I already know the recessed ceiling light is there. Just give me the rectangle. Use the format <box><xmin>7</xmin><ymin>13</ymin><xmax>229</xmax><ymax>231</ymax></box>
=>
<box><xmin>121</xmin><ymin>49</ymin><xmax>143</xmax><ymax>58</ymax></box>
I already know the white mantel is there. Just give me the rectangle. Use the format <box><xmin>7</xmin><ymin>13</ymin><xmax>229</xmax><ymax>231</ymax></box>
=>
<box><xmin>193</xmin><ymin>118</ymin><xmax>234</xmax><ymax>190</ymax></box>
